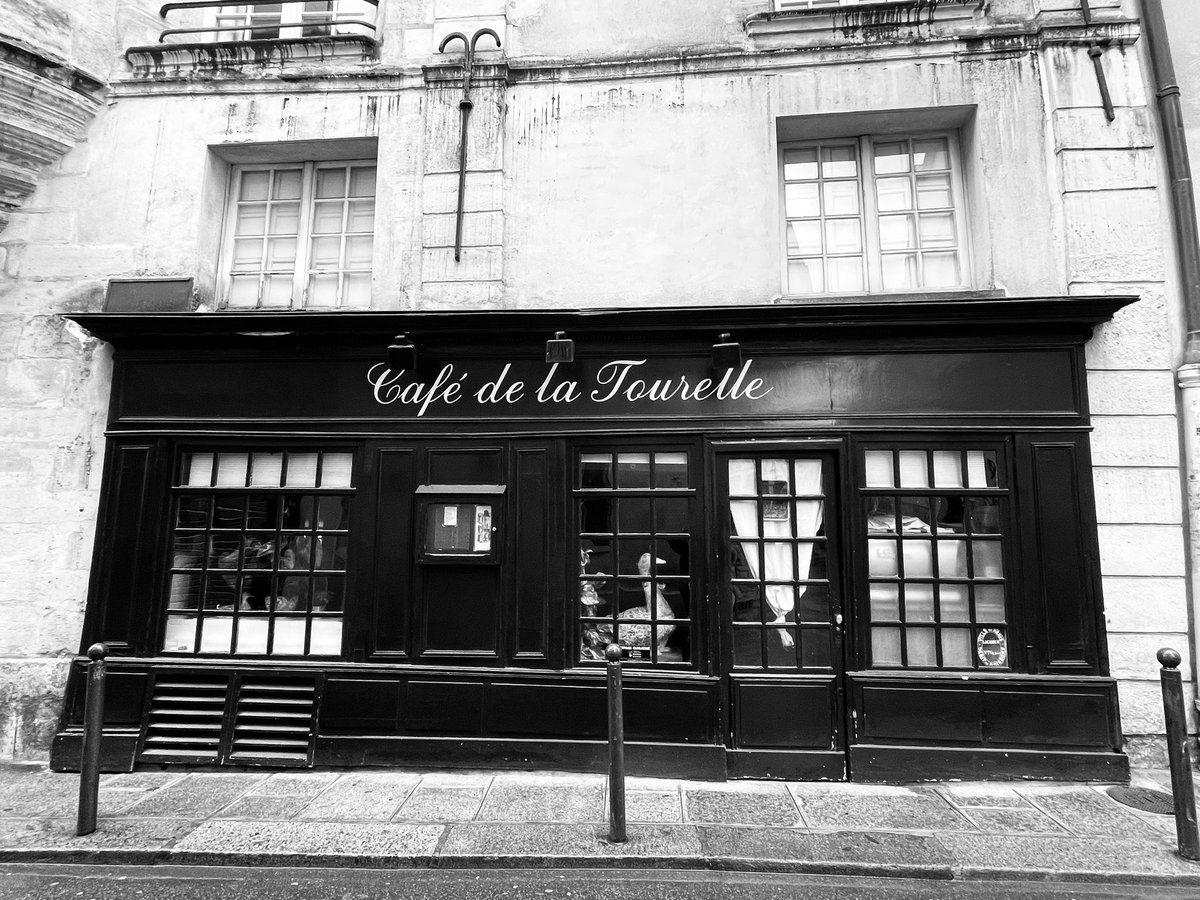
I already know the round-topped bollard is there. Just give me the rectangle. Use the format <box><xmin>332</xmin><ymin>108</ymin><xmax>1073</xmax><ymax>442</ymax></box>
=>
<box><xmin>604</xmin><ymin>643</ymin><xmax>622</xmax><ymax>663</ymax></box>
<box><xmin>87</xmin><ymin>643</ymin><xmax>107</xmax><ymax>662</ymax></box>
<box><xmin>1158</xmin><ymin>647</ymin><xmax>1182</xmax><ymax>669</ymax></box>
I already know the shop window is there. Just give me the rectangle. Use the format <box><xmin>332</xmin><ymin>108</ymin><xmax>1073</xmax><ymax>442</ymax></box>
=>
<box><xmin>163</xmin><ymin>449</ymin><xmax>354</xmax><ymax>657</ymax></box>
<box><xmin>209</xmin><ymin>1</ymin><xmax>376</xmax><ymax>42</ymax></box>
<box><xmin>221</xmin><ymin>160</ymin><xmax>375</xmax><ymax>309</ymax></box>
<box><xmin>727</xmin><ymin>457</ymin><xmax>832</xmax><ymax>670</ymax></box>
<box><xmin>863</xmin><ymin>447</ymin><xmax>1009</xmax><ymax>670</ymax></box>
<box><xmin>781</xmin><ymin>134</ymin><xmax>967</xmax><ymax>295</ymax></box>
<box><xmin>577</xmin><ymin>451</ymin><xmax>694</xmax><ymax>666</ymax></box>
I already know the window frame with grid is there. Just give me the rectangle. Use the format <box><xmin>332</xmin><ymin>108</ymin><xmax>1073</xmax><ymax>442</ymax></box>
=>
<box><xmin>575</xmin><ymin>447</ymin><xmax>698</xmax><ymax>669</ymax></box>
<box><xmin>209</xmin><ymin>1</ymin><xmax>375</xmax><ymax>42</ymax></box>
<box><xmin>859</xmin><ymin>444</ymin><xmax>1012</xmax><ymax>672</ymax></box>
<box><xmin>163</xmin><ymin>448</ymin><xmax>355</xmax><ymax>659</ymax></box>
<box><xmin>219</xmin><ymin>159</ymin><xmax>376</xmax><ymax>310</ymax></box>
<box><xmin>780</xmin><ymin>132</ymin><xmax>970</xmax><ymax>296</ymax></box>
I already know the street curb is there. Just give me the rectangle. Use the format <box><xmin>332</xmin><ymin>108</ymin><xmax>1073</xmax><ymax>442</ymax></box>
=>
<box><xmin>3</xmin><ymin>847</ymin><xmax>1200</xmax><ymax>886</ymax></box>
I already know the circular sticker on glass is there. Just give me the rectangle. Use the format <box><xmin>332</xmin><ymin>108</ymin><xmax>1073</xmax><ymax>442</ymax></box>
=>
<box><xmin>976</xmin><ymin>628</ymin><xmax>1007</xmax><ymax>667</ymax></box>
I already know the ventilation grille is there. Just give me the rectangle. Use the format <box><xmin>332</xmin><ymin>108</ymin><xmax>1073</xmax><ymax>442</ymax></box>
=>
<box><xmin>139</xmin><ymin>674</ymin><xmax>229</xmax><ymax>763</ymax></box>
<box><xmin>228</xmin><ymin>676</ymin><xmax>317</xmax><ymax>766</ymax></box>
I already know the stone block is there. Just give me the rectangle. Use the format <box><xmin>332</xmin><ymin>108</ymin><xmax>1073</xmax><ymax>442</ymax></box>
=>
<box><xmin>1102</xmin><ymin>576</ymin><xmax>1189</xmax><ymax>633</ymax></box>
<box><xmin>422</xmin><ymin>211</ymin><xmax>503</xmax><ymax>249</ymax></box>
<box><xmin>432</xmin><ymin>18</ymin><xmax>506</xmax><ymax>50</ymax></box>
<box><xmin>1086</xmin><ymin>370</ymin><xmax>1176</xmax><ymax>416</ymax></box>
<box><xmin>422</xmin><ymin>246</ymin><xmax>503</xmax><ymax>283</ymax></box>
<box><xmin>1053</xmin><ymin>108</ymin><xmax>1154</xmax><ymax>151</ymax></box>
<box><xmin>1107</xmin><ymin>632</ymin><xmax>1192</xmax><ymax>681</ymax></box>
<box><xmin>1060</xmin><ymin>148</ymin><xmax>1157</xmax><ymax>193</ymax></box>
<box><xmin>422</xmin><ymin>171</ymin><xmax>503</xmax><ymax>215</ymax></box>
<box><xmin>0</xmin><ymin>357</ymin><xmax>76</xmax><ymax>407</ymax></box>
<box><xmin>16</xmin><ymin>243</ymin><xmax>140</xmax><ymax>280</ymax></box>
<box><xmin>1097</xmin><ymin>524</ymin><xmax>1186</xmax><ymax>577</ymax></box>
<box><xmin>0</xmin><ymin>658</ymin><xmax>71</xmax><ymax>760</ymax></box>
<box><xmin>1077</xmin><ymin>283</ymin><xmax>1172</xmax><ymax>370</ymax></box>
<box><xmin>1063</xmin><ymin>190</ymin><xmax>1164</xmax><ymax>283</ymax></box>
<box><xmin>1045</xmin><ymin>44</ymin><xmax>1147</xmax><ymax>110</ymax></box>
<box><xmin>1090</xmin><ymin>416</ymin><xmax>1180</xmax><ymax>467</ymax></box>
<box><xmin>436</xmin><ymin>0</ymin><xmax>505</xmax><ymax>18</ymax></box>
<box><xmin>2</xmin><ymin>210</ymin><xmax>77</xmax><ymax>244</ymax></box>
<box><xmin>1092</xmin><ymin>467</ymin><xmax>1183</xmax><ymax>525</ymax></box>
<box><xmin>417</xmin><ymin>280</ymin><xmax>504</xmax><ymax>309</ymax></box>
<box><xmin>400</xmin><ymin>26</ymin><xmax>436</xmax><ymax>59</ymax></box>
<box><xmin>423</xmin><ymin>88</ymin><xmax>505</xmax><ymax>174</ymax></box>
<box><xmin>1119</xmin><ymin>679</ymin><xmax>1196</xmax><ymax>734</ymax></box>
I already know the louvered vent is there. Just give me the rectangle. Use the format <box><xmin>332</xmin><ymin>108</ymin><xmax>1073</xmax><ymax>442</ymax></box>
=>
<box><xmin>139</xmin><ymin>674</ymin><xmax>229</xmax><ymax>763</ymax></box>
<box><xmin>228</xmin><ymin>676</ymin><xmax>317</xmax><ymax>766</ymax></box>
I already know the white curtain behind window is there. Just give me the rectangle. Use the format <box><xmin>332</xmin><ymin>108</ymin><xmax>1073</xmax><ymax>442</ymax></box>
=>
<box><xmin>729</xmin><ymin>459</ymin><xmax>824</xmax><ymax>650</ymax></box>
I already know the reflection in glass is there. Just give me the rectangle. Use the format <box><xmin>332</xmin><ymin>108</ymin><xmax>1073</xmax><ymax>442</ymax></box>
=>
<box><xmin>580</xmin><ymin>453</ymin><xmax>613</xmax><ymax>488</ymax></box>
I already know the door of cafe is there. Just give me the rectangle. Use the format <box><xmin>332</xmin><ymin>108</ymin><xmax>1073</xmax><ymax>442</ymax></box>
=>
<box><xmin>716</xmin><ymin>446</ymin><xmax>848</xmax><ymax>780</ymax></box>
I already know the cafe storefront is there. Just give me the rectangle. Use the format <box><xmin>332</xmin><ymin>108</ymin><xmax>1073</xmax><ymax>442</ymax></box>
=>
<box><xmin>51</xmin><ymin>296</ymin><xmax>1132</xmax><ymax>781</ymax></box>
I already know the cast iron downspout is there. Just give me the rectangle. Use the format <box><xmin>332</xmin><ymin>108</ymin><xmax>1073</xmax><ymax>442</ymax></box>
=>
<box><xmin>1140</xmin><ymin>0</ymin><xmax>1200</xmax><ymax>362</ymax></box>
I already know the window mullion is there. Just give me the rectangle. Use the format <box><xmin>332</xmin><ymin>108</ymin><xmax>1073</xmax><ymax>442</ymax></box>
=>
<box><xmin>295</xmin><ymin>162</ymin><xmax>318</xmax><ymax>309</ymax></box>
<box><xmin>860</xmin><ymin>136</ymin><xmax>883</xmax><ymax>292</ymax></box>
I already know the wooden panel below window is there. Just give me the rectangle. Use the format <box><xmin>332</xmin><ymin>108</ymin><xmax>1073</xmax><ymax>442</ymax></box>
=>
<box><xmin>733</xmin><ymin>678</ymin><xmax>839</xmax><ymax>749</ymax></box>
<box><xmin>983</xmin><ymin>689</ymin><xmax>1116</xmax><ymax>749</ymax></box>
<box><xmin>858</xmin><ymin>684</ymin><xmax>984</xmax><ymax>743</ymax></box>
<box><xmin>322</xmin><ymin>678</ymin><xmax>400</xmax><ymax>733</ymax></box>
<box><xmin>403</xmin><ymin>680</ymin><xmax>484</xmax><ymax>734</ymax></box>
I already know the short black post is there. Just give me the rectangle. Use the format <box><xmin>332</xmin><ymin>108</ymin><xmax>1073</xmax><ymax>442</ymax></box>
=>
<box><xmin>1158</xmin><ymin>647</ymin><xmax>1200</xmax><ymax>861</ymax></box>
<box><xmin>76</xmin><ymin>643</ymin><xmax>107</xmax><ymax>837</ymax></box>
<box><xmin>605</xmin><ymin>643</ymin><xmax>627</xmax><ymax>843</ymax></box>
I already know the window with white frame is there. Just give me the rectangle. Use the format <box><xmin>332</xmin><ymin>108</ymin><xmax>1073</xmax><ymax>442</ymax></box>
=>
<box><xmin>210</xmin><ymin>1</ymin><xmax>376</xmax><ymax>42</ymax></box>
<box><xmin>782</xmin><ymin>134</ymin><xmax>967</xmax><ymax>295</ymax></box>
<box><xmin>222</xmin><ymin>160</ymin><xmax>375</xmax><ymax>309</ymax></box>
<box><xmin>774</xmin><ymin>0</ymin><xmax>908</xmax><ymax>9</ymax></box>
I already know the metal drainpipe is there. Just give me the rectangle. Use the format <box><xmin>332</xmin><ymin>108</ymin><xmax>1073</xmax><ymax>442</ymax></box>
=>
<box><xmin>1139</xmin><ymin>0</ymin><xmax>1200</xmax><ymax>732</ymax></box>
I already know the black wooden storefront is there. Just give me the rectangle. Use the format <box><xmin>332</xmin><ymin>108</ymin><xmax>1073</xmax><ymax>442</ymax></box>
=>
<box><xmin>52</xmin><ymin>297</ymin><xmax>1131</xmax><ymax>781</ymax></box>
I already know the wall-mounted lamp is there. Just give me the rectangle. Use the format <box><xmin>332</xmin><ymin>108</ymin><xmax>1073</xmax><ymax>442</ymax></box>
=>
<box><xmin>545</xmin><ymin>331</ymin><xmax>575</xmax><ymax>363</ymax></box>
<box><xmin>712</xmin><ymin>333</ymin><xmax>742</xmax><ymax>370</ymax></box>
<box><xmin>387</xmin><ymin>333</ymin><xmax>417</xmax><ymax>371</ymax></box>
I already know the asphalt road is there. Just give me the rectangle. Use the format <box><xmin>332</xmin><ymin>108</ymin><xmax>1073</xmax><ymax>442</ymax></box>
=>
<box><xmin>1</xmin><ymin>865</ymin><xmax>1197</xmax><ymax>900</ymax></box>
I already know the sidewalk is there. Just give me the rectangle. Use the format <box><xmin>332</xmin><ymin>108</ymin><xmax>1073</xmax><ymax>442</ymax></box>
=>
<box><xmin>1</xmin><ymin>764</ymin><xmax>1198</xmax><ymax>885</ymax></box>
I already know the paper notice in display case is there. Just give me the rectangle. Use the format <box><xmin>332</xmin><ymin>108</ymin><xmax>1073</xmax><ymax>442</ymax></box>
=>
<box><xmin>474</xmin><ymin>505</ymin><xmax>492</xmax><ymax>552</ymax></box>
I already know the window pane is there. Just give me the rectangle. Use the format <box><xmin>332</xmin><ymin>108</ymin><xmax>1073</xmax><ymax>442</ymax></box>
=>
<box><xmin>309</xmin><ymin>618</ymin><xmax>342</xmax><ymax>655</ymax></box>
<box><xmin>876</xmin><ymin>177</ymin><xmax>913</xmax><ymax>212</ymax></box>
<box><xmin>923</xmin><ymin>251</ymin><xmax>961</xmax><ymax>288</ymax></box>
<box><xmin>273</xmin><ymin>618</ymin><xmax>307</xmax><ymax>654</ymax></box>
<box><xmin>822</xmin><ymin>180</ymin><xmax>860</xmax><ymax>216</ymax></box>
<box><xmin>873</xmin><ymin>141</ymin><xmax>910</xmax><ymax>175</ymax></box>
<box><xmin>785</xmin><ymin>182</ymin><xmax>820</xmax><ymax>218</ymax></box>
<box><xmin>653</xmin><ymin>452</ymin><xmax>689</xmax><ymax>488</ymax></box>
<box><xmin>343</xmin><ymin>272</ymin><xmax>371</xmax><ymax>306</ymax></box>
<box><xmin>973</xmin><ymin>542</ymin><xmax>1004</xmax><ymax>578</ymax></box>
<box><xmin>307</xmin><ymin>274</ymin><xmax>339</xmax><ymax>306</ymax></box>
<box><xmin>580</xmin><ymin>453</ymin><xmax>613</xmax><ymax>488</ymax></box>
<box><xmin>869</xmin><ymin>582</ymin><xmax>900</xmax><ymax>620</ymax></box>
<box><xmin>826</xmin><ymin>256</ymin><xmax>864</xmax><ymax>292</ymax></box>
<box><xmin>272</xmin><ymin>168</ymin><xmax>303</xmax><ymax>200</ymax></box>
<box><xmin>872</xmin><ymin>627</ymin><xmax>902</xmax><ymax>666</ymax></box>
<box><xmin>346</xmin><ymin>198</ymin><xmax>375</xmax><ymax>232</ymax></box>
<box><xmin>916</xmin><ymin>173</ymin><xmax>952</xmax><ymax>209</ymax></box>
<box><xmin>269</xmin><ymin>203</ymin><xmax>300</xmax><ymax>235</ymax></box>
<box><xmin>216</xmin><ymin>453</ymin><xmax>249</xmax><ymax>487</ymax></box>
<box><xmin>966</xmin><ymin>451</ymin><xmax>998</xmax><ymax>488</ymax></box>
<box><xmin>919</xmin><ymin>212</ymin><xmax>956</xmax><ymax>247</ymax></box>
<box><xmin>931</xmin><ymin>451</ymin><xmax>962</xmax><ymax>488</ymax></box>
<box><xmin>231</xmin><ymin>238</ymin><xmax>263</xmax><ymax>270</ymax></box>
<box><xmin>286</xmin><ymin>453</ymin><xmax>319</xmax><ymax>487</ymax></box>
<box><xmin>349</xmin><ymin>165</ymin><xmax>376</xmax><ymax>197</ymax></box>
<box><xmin>311</xmin><ymin>201</ymin><xmax>345</xmax><ymax>234</ymax></box>
<box><xmin>897</xmin><ymin>450</ymin><xmax>928</xmax><ymax>487</ymax></box>
<box><xmin>878</xmin><ymin>214</ymin><xmax>916</xmax><ymax>250</ymax></box>
<box><xmin>163</xmin><ymin>616</ymin><xmax>197</xmax><ymax>653</ymax></box>
<box><xmin>937</xmin><ymin>540</ymin><xmax>967</xmax><ymax>577</ymax></box>
<box><xmin>940</xmin><ymin>584</ymin><xmax>969</xmax><ymax>622</ymax></box>
<box><xmin>617</xmin><ymin>453</ymin><xmax>651</xmax><ymax>488</ymax></box>
<box><xmin>186</xmin><ymin>453</ymin><xmax>215</xmax><ymax>488</ymax></box>
<box><xmin>905</xmin><ymin>585</ymin><xmax>935</xmax><ymax>622</ymax></box>
<box><xmin>345</xmin><ymin>234</ymin><xmax>373</xmax><ymax>267</ymax></box>
<box><xmin>868</xmin><ymin>538</ymin><xmax>897</xmax><ymax>576</ymax></box>
<box><xmin>787</xmin><ymin>220</ymin><xmax>822</xmax><ymax>255</ymax></box>
<box><xmin>783</xmin><ymin>147</ymin><xmax>819</xmax><ymax>180</ymax></box>
<box><xmin>913</xmin><ymin>137</ymin><xmax>950</xmax><ymax>171</ymax></box>
<box><xmin>249</xmin><ymin>453</ymin><xmax>284</xmax><ymax>487</ymax></box>
<box><xmin>881</xmin><ymin>253</ymin><xmax>918</xmax><ymax>290</ymax></box>
<box><xmin>309</xmin><ymin>236</ymin><xmax>342</xmax><ymax>268</ymax></box>
<box><xmin>906</xmin><ymin>628</ymin><xmax>937</xmax><ymax>666</ymax></box>
<box><xmin>976</xmin><ymin>584</ymin><xmax>1006</xmax><ymax>622</ymax></box>
<box><xmin>262</xmin><ymin>274</ymin><xmax>293</xmax><ymax>307</ymax></box>
<box><xmin>824</xmin><ymin>218</ymin><xmax>862</xmax><ymax>254</ymax></box>
<box><xmin>941</xmin><ymin>629</ymin><xmax>972</xmax><ymax>668</ymax></box>
<box><xmin>821</xmin><ymin>145</ymin><xmax>858</xmax><ymax>178</ymax></box>
<box><xmin>266</xmin><ymin>237</ymin><xmax>296</xmax><ymax>268</ymax></box>
<box><xmin>236</xmin><ymin>204</ymin><xmax>267</xmax><ymax>237</ymax></box>
<box><xmin>321</xmin><ymin>453</ymin><xmax>353</xmax><ymax>488</ymax></box>
<box><xmin>199</xmin><ymin>617</ymin><xmax>233</xmax><ymax>653</ymax></box>
<box><xmin>315</xmin><ymin>167</ymin><xmax>347</xmax><ymax>199</ymax></box>
<box><xmin>235</xmin><ymin>618</ymin><xmax>269</xmax><ymax>655</ymax></box>
<box><xmin>864</xmin><ymin>450</ymin><xmax>894</xmax><ymax>488</ymax></box>
<box><xmin>239</xmin><ymin>171</ymin><xmax>270</xmax><ymax>202</ymax></box>
<box><xmin>788</xmin><ymin>259</ymin><xmax>823</xmax><ymax>294</ymax></box>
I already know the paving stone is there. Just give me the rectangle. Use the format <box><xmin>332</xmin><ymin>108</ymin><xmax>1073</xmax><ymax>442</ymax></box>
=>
<box><xmin>936</xmin><ymin>831</ymin><xmax>1200</xmax><ymax>878</ymax></box>
<box><xmin>251</xmin><ymin>772</ymin><xmax>341</xmax><ymax>798</ymax></box>
<box><xmin>394</xmin><ymin>785</ymin><xmax>486</xmax><ymax>822</ymax></box>
<box><xmin>100</xmin><ymin>773</ymin><xmax>184</xmax><ymax>792</ymax></box>
<box><xmin>476</xmin><ymin>777</ymin><xmax>604</xmax><ymax>823</ymax></box>
<box><xmin>212</xmin><ymin>795</ymin><xmax>310</xmax><ymax>820</ymax></box>
<box><xmin>791</xmin><ymin>785</ymin><xmax>972</xmax><ymax>831</ymax></box>
<box><xmin>937</xmin><ymin>784</ymin><xmax>1032</xmax><ymax>809</ymax></box>
<box><xmin>0</xmin><ymin>816</ymin><xmax>197</xmax><ymax>854</ymax></box>
<box><xmin>120</xmin><ymin>774</ymin><xmax>268</xmax><ymax>818</ymax></box>
<box><xmin>297</xmin><ymin>773</ymin><xmax>420</xmax><ymax>821</ymax></box>
<box><xmin>697</xmin><ymin>826</ymin><xmax>955</xmax><ymax>876</ymax></box>
<box><xmin>683</xmin><ymin>787</ymin><xmax>799</xmax><ymax>826</ymax></box>
<box><xmin>438</xmin><ymin>822</ymin><xmax>702</xmax><ymax>861</ymax></box>
<box><xmin>172</xmin><ymin>820</ymin><xmax>443</xmax><ymax>865</ymax></box>
<box><xmin>0</xmin><ymin>772</ymin><xmax>83</xmax><ymax>817</ymax></box>
<box><xmin>624</xmin><ymin>790</ymin><xmax>682</xmax><ymax>824</ymax></box>
<box><xmin>956</xmin><ymin>807</ymin><xmax>1067</xmax><ymax>834</ymax></box>
<box><xmin>1016</xmin><ymin>786</ymin><xmax>1158</xmax><ymax>836</ymax></box>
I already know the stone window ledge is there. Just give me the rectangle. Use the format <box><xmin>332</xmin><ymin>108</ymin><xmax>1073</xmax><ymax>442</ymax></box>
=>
<box><xmin>746</xmin><ymin>0</ymin><xmax>986</xmax><ymax>49</ymax></box>
<box><xmin>123</xmin><ymin>35</ymin><xmax>377</xmax><ymax>79</ymax></box>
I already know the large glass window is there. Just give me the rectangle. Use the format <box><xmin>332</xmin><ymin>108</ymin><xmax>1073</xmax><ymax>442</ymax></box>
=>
<box><xmin>222</xmin><ymin>160</ymin><xmax>375</xmax><ymax>309</ymax></box>
<box><xmin>576</xmin><ymin>450</ymin><xmax>694</xmax><ymax>665</ymax></box>
<box><xmin>727</xmin><ymin>457</ymin><xmax>832</xmax><ymax>670</ymax></box>
<box><xmin>163</xmin><ymin>449</ymin><xmax>353</xmax><ymax>657</ymax></box>
<box><xmin>782</xmin><ymin>134</ymin><xmax>967</xmax><ymax>295</ymax></box>
<box><xmin>863</xmin><ymin>447</ymin><xmax>1009</xmax><ymax>670</ymax></box>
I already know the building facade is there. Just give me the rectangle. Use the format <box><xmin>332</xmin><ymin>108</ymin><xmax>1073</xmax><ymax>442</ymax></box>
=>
<box><xmin>0</xmin><ymin>0</ymin><xmax>1191</xmax><ymax>779</ymax></box>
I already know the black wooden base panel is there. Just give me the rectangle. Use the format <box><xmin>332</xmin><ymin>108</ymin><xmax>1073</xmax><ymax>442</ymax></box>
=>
<box><xmin>51</xmin><ymin>730</ymin><xmax>139</xmax><ymax>773</ymax></box>
<box><xmin>726</xmin><ymin>749</ymin><xmax>846</xmax><ymax>781</ymax></box>
<box><xmin>848</xmin><ymin>744</ymin><xmax>1130</xmax><ymax>783</ymax></box>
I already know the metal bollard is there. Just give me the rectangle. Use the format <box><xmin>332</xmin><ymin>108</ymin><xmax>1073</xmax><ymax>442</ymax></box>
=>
<box><xmin>605</xmin><ymin>643</ymin><xmax>627</xmax><ymax>843</ymax></box>
<box><xmin>1158</xmin><ymin>647</ymin><xmax>1200</xmax><ymax>861</ymax></box>
<box><xmin>76</xmin><ymin>643</ymin><xmax>108</xmax><ymax>837</ymax></box>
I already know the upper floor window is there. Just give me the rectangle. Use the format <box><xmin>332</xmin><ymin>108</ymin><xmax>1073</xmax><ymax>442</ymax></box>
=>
<box><xmin>782</xmin><ymin>134</ymin><xmax>967</xmax><ymax>295</ymax></box>
<box><xmin>774</xmin><ymin>0</ymin><xmax>910</xmax><ymax>9</ymax></box>
<box><xmin>222</xmin><ymin>160</ymin><xmax>376</xmax><ymax>309</ymax></box>
<box><xmin>209</xmin><ymin>1</ymin><xmax>376</xmax><ymax>42</ymax></box>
